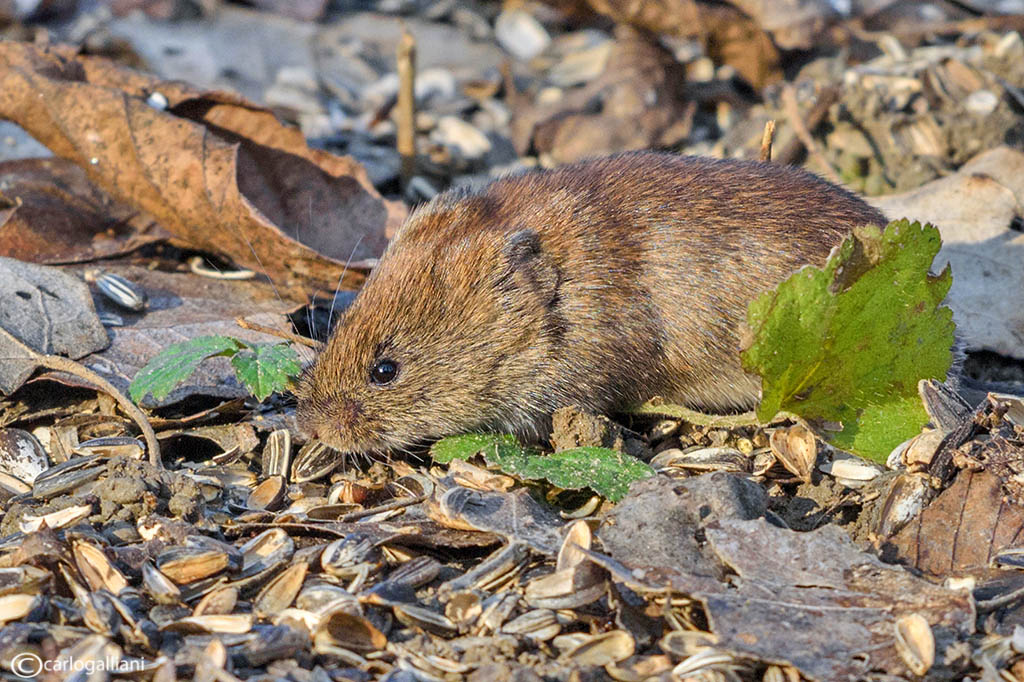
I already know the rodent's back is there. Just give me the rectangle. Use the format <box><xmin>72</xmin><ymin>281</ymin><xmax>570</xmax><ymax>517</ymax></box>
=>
<box><xmin>296</xmin><ymin>152</ymin><xmax>887</xmax><ymax>453</ymax></box>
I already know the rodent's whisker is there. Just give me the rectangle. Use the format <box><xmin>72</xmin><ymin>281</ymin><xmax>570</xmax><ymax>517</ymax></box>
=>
<box><xmin>327</xmin><ymin>234</ymin><xmax>365</xmax><ymax>340</ymax></box>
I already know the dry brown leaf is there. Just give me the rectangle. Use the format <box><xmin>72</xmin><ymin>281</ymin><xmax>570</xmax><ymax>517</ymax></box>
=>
<box><xmin>0</xmin><ymin>42</ymin><xmax>406</xmax><ymax>297</ymax></box>
<box><xmin>541</xmin><ymin>1</ymin><xmax>781</xmax><ymax>89</ymax></box>
<box><xmin>586</xmin><ymin>510</ymin><xmax>975</xmax><ymax>680</ymax></box>
<box><xmin>724</xmin><ymin>0</ymin><xmax>839</xmax><ymax>50</ymax></box>
<box><xmin>702</xmin><ymin>518</ymin><xmax>975</xmax><ymax>680</ymax></box>
<box><xmin>702</xmin><ymin>3</ymin><xmax>783</xmax><ymax>90</ymax></box>
<box><xmin>888</xmin><ymin>470</ymin><xmax>1024</xmax><ymax>576</ymax></box>
<box><xmin>519</xmin><ymin>28</ymin><xmax>692</xmax><ymax>164</ymax></box>
<box><xmin>580</xmin><ymin>0</ymin><xmax>703</xmax><ymax>38</ymax></box>
<box><xmin>0</xmin><ymin>158</ymin><xmax>167</xmax><ymax>264</ymax></box>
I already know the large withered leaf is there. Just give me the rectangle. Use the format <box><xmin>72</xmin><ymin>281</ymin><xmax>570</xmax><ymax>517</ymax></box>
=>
<box><xmin>0</xmin><ymin>42</ymin><xmax>406</xmax><ymax>297</ymax></box>
<box><xmin>701</xmin><ymin>519</ymin><xmax>974</xmax><ymax>680</ymax></box>
<box><xmin>888</xmin><ymin>470</ymin><xmax>1024</xmax><ymax>576</ymax></box>
<box><xmin>0</xmin><ymin>158</ymin><xmax>167</xmax><ymax>264</ymax></box>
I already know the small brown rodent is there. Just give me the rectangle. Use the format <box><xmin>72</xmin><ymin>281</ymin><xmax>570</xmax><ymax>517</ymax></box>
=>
<box><xmin>295</xmin><ymin>152</ymin><xmax>888</xmax><ymax>454</ymax></box>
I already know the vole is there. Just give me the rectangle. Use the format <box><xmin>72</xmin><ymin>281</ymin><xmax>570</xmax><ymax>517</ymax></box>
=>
<box><xmin>295</xmin><ymin>152</ymin><xmax>891</xmax><ymax>454</ymax></box>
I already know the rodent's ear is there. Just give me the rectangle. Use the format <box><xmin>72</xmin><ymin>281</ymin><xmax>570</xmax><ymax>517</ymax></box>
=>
<box><xmin>503</xmin><ymin>229</ymin><xmax>559</xmax><ymax>306</ymax></box>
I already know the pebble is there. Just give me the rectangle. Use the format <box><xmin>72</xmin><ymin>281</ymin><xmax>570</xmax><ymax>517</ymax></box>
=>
<box><xmin>452</xmin><ymin>7</ymin><xmax>492</xmax><ymax>41</ymax></box>
<box><xmin>827</xmin><ymin>123</ymin><xmax>875</xmax><ymax>157</ymax></box>
<box><xmin>415</xmin><ymin>68</ymin><xmax>458</xmax><ymax>104</ymax></box>
<box><xmin>536</xmin><ymin>86</ymin><xmax>564</xmax><ymax>107</ymax></box>
<box><xmin>548</xmin><ymin>41</ymin><xmax>612</xmax><ymax>87</ymax></box>
<box><xmin>362</xmin><ymin>73</ymin><xmax>401</xmax><ymax>108</ymax></box>
<box><xmin>964</xmin><ymin>89</ymin><xmax>1000</xmax><ymax>115</ymax></box>
<box><xmin>361</xmin><ymin>69</ymin><xmax>457</xmax><ymax>109</ymax></box>
<box><xmin>318</xmin><ymin>50</ymin><xmax>380</xmax><ymax>109</ymax></box>
<box><xmin>265</xmin><ymin>67</ymin><xmax>324</xmax><ymax>116</ymax></box>
<box><xmin>994</xmin><ymin>30</ymin><xmax>1024</xmax><ymax>59</ymax></box>
<box><xmin>346</xmin><ymin>141</ymin><xmax>401</xmax><ymax>186</ymax></box>
<box><xmin>406</xmin><ymin>175</ymin><xmax>440</xmax><ymax>202</ymax></box>
<box><xmin>688</xmin><ymin>57</ymin><xmax>715</xmax><ymax>82</ymax></box>
<box><xmin>431</xmin><ymin>116</ymin><xmax>492</xmax><ymax>160</ymax></box>
<box><xmin>494</xmin><ymin>9</ymin><xmax>551</xmax><ymax>62</ymax></box>
<box><xmin>472</xmin><ymin>98</ymin><xmax>511</xmax><ymax>130</ymax></box>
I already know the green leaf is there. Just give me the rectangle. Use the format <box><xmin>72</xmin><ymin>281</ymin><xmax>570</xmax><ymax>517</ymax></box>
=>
<box><xmin>229</xmin><ymin>343</ymin><xmax>303</xmax><ymax>401</ymax></box>
<box><xmin>430</xmin><ymin>434</ymin><xmax>655</xmax><ymax>502</ymax></box>
<box><xmin>741</xmin><ymin>220</ymin><xmax>955</xmax><ymax>463</ymax></box>
<box><xmin>515</xmin><ymin>447</ymin><xmax>655</xmax><ymax>502</ymax></box>
<box><xmin>129</xmin><ymin>335</ymin><xmax>244</xmax><ymax>403</ymax></box>
<box><xmin>429</xmin><ymin>433</ymin><xmax>526</xmax><ymax>463</ymax></box>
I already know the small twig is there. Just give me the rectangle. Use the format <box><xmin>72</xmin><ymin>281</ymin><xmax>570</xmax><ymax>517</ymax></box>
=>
<box><xmin>780</xmin><ymin>84</ymin><xmax>841</xmax><ymax>184</ymax></box>
<box><xmin>3</xmin><ymin>334</ymin><xmax>161</xmax><ymax>466</ymax></box>
<box><xmin>37</xmin><ymin>355</ymin><xmax>161</xmax><ymax>467</ymax></box>
<box><xmin>2</xmin><ymin>327</ymin><xmax>162</xmax><ymax>467</ymax></box>
<box><xmin>630</xmin><ymin>400</ymin><xmax>759</xmax><ymax>428</ymax></box>
<box><xmin>396</xmin><ymin>27</ymin><xmax>417</xmax><ymax>192</ymax></box>
<box><xmin>759</xmin><ymin>120</ymin><xmax>776</xmax><ymax>162</ymax></box>
<box><xmin>234</xmin><ymin>318</ymin><xmax>323</xmax><ymax>350</ymax></box>
<box><xmin>775</xmin><ymin>85</ymin><xmax>839</xmax><ymax>167</ymax></box>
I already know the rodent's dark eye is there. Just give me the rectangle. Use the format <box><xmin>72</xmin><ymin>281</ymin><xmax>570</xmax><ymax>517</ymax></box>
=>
<box><xmin>370</xmin><ymin>358</ymin><xmax>399</xmax><ymax>386</ymax></box>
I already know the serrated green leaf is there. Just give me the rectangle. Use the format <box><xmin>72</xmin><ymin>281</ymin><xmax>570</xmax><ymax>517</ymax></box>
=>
<box><xmin>740</xmin><ymin>219</ymin><xmax>955</xmax><ymax>463</ymax></box>
<box><xmin>516</xmin><ymin>447</ymin><xmax>655</xmax><ymax>502</ymax></box>
<box><xmin>229</xmin><ymin>343</ymin><xmax>302</xmax><ymax>401</ymax></box>
<box><xmin>429</xmin><ymin>433</ymin><xmax>529</xmax><ymax>463</ymax></box>
<box><xmin>129</xmin><ymin>335</ymin><xmax>243</xmax><ymax>403</ymax></box>
<box><xmin>430</xmin><ymin>435</ymin><xmax>654</xmax><ymax>502</ymax></box>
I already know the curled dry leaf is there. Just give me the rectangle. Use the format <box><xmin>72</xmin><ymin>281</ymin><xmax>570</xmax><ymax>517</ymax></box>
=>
<box><xmin>514</xmin><ymin>29</ymin><xmax>692</xmax><ymax>164</ymax></box>
<box><xmin>0</xmin><ymin>42</ymin><xmax>406</xmax><ymax>296</ymax></box>
<box><xmin>0</xmin><ymin>158</ymin><xmax>167</xmax><ymax>264</ymax></box>
<box><xmin>887</xmin><ymin>469</ymin><xmax>1024</xmax><ymax>576</ymax></box>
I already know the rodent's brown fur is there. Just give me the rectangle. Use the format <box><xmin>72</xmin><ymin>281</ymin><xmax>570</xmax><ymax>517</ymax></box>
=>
<box><xmin>295</xmin><ymin>152</ymin><xmax>887</xmax><ymax>454</ymax></box>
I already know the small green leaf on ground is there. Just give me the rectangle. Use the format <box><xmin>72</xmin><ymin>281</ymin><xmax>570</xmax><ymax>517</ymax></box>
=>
<box><xmin>515</xmin><ymin>447</ymin><xmax>656</xmax><ymax>502</ymax></box>
<box><xmin>430</xmin><ymin>434</ymin><xmax>655</xmax><ymax>502</ymax></box>
<box><xmin>230</xmin><ymin>343</ymin><xmax>303</xmax><ymax>401</ymax></box>
<box><xmin>129</xmin><ymin>335</ymin><xmax>244</xmax><ymax>403</ymax></box>
<box><xmin>741</xmin><ymin>219</ymin><xmax>955</xmax><ymax>463</ymax></box>
<box><xmin>430</xmin><ymin>433</ymin><xmax>527</xmax><ymax>464</ymax></box>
